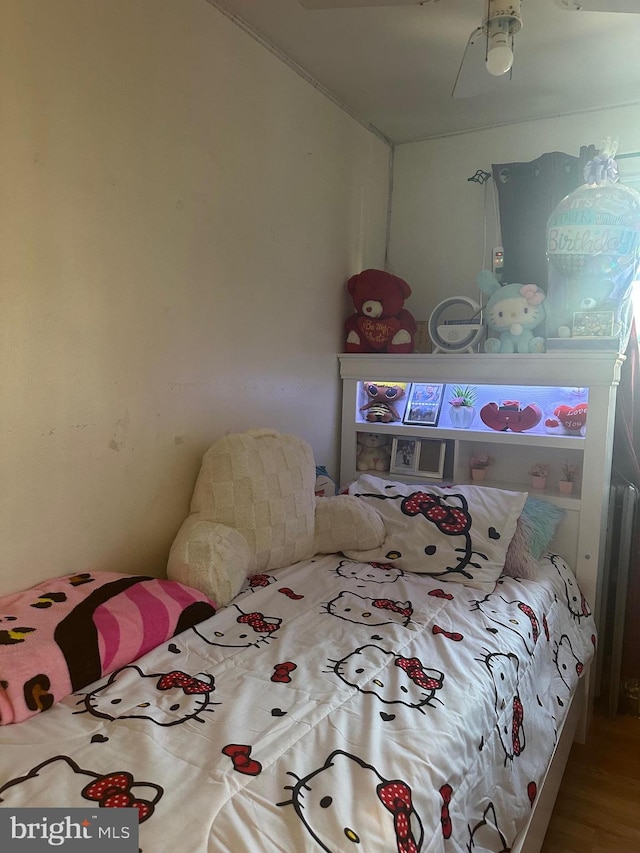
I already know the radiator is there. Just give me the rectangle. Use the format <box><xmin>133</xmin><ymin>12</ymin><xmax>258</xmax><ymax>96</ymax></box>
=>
<box><xmin>598</xmin><ymin>480</ymin><xmax>638</xmax><ymax>718</ymax></box>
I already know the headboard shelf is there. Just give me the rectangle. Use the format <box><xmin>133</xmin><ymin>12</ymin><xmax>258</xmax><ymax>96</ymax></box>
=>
<box><xmin>339</xmin><ymin>352</ymin><xmax>621</xmax><ymax>640</ymax></box>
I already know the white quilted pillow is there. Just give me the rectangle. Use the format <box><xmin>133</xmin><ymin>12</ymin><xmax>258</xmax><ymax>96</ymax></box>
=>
<box><xmin>189</xmin><ymin>429</ymin><xmax>317</xmax><ymax>573</ymax></box>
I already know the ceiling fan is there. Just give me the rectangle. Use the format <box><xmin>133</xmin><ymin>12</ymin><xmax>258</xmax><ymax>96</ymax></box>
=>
<box><xmin>297</xmin><ymin>0</ymin><xmax>640</xmax><ymax>99</ymax></box>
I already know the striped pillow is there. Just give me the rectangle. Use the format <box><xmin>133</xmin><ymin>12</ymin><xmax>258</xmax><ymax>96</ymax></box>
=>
<box><xmin>0</xmin><ymin>572</ymin><xmax>217</xmax><ymax>725</ymax></box>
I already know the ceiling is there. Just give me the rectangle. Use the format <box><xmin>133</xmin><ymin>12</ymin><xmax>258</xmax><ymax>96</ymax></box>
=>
<box><xmin>211</xmin><ymin>0</ymin><xmax>640</xmax><ymax>145</ymax></box>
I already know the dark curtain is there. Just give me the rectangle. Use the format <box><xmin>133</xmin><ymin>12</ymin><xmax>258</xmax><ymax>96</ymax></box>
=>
<box><xmin>491</xmin><ymin>146</ymin><xmax>596</xmax><ymax>289</ymax></box>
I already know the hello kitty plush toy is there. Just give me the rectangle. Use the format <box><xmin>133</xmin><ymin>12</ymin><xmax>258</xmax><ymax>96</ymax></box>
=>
<box><xmin>477</xmin><ymin>270</ymin><xmax>547</xmax><ymax>354</ymax></box>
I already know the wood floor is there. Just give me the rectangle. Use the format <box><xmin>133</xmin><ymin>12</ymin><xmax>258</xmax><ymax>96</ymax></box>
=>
<box><xmin>541</xmin><ymin>705</ymin><xmax>640</xmax><ymax>853</ymax></box>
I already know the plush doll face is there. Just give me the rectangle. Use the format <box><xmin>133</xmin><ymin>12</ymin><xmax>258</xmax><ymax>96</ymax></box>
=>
<box><xmin>485</xmin><ymin>284</ymin><xmax>546</xmax><ymax>336</ymax></box>
<box><xmin>358</xmin><ymin>433</ymin><xmax>389</xmax><ymax>449</ymax></box>
<box><xmin>361</xmin><ymin>383</ymin><xmax>405</xmax><ymax>408</ymax></box>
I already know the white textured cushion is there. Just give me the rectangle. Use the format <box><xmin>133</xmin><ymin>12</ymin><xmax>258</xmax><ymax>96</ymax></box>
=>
<box><xmin>345</xmin><ymin>474</ymin><xmax>526</xmax><ymax>592</ymax></box>
<box><xmin>314</xmin><ymin>495</ymin><xmax>386</xmax><ymax>555</ymax></box>
<box><xmin>168</xmin><ymin>517</ymin><xmax>251</xmax><ymax>605</ymax></box>
<box><xmin>168</xmin><ymin>431</ymin><xmax>386</xmax><ymax>606</ymax></box>
<box><xmin>189</xmin><ymin>429</ymin><xmax>317</xmax><ymax>573</ymax></box>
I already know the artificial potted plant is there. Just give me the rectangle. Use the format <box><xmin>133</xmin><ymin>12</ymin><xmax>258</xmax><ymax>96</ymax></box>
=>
<box><xmin>528</xmin><ymin>463</ymin><xmax>549</xmax><ymax>490</ymax></box>
<box><xmin>449</xmin><ymin>385</ymin><xmax>477</xmax><ymax>429</ymax></box>
<box><xmin>559</xmin><ymin>462</ymin><xmax>579</xmax><ymax>495</ymax></box>
<box><xmin>469</xmin><ymin>451</ymin><xmax>493</xmax><ymax>482</ymax></box>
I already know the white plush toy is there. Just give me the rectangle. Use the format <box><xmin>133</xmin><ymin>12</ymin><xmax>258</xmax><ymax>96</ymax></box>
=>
<box><xmin>356</xmin><ymin>433</ymin><xmax>391</xmax><ymax>472</ymax></box>
<box><xmin>167</xmin><ymin>429</ymin><xmax>386</xmax><ymax>606</ymax></box>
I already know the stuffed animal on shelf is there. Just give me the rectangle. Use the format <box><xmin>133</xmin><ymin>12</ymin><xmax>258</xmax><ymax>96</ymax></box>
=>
<box><xmin>359</xmin><ymin>381</ymin><xmax>406</xmax><ymax>423</ymax></box>
<box><xmin>477</xmin><ymin>270</ymin><xmax>547</xmax><ymax>353</ymax></box>
<box><xmin>345</xmin><ymin>268</ymin><xmax>417</xmax><ymax>353</ymax></box>
<box><xmin>356</xmin><ymin>433</ymin><xmax>391</xmax><ymax>472</ymax></box>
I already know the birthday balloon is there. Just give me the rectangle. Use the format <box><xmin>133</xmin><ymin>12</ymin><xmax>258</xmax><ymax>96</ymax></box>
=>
<box><xmin>546</xmin><ymin>179</ymin><xmax>640</xmax><ymax>278</ymax></box>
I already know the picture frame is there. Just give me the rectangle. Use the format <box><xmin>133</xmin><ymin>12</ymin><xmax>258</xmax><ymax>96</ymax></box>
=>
<box><xmin>572</xmin><ymin>311</ymin><xmax>615</xmax><ymax>338</ymax></box>
<box><xmin>390</xmin><ymin>437</ymin><xmax>419</xmax><ymax>474</ymax></box>
<box><xmin>389</xmin><ymin>437</ymin><xmax>447</xmax><ymax>478</ymax></box>
<box><xmin>416</xmin><ymin>439</ymin><xmax>447</xmax><ymax>479</ymax></box>
<box><xmin>402</xmin><ymin>383</ymin><xmax>444</xmax><ymax>426</ymax></box>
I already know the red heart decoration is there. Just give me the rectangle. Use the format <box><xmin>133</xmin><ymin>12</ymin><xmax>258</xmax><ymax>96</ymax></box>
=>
<box><xmin>509</xmin><ymin>404</ymin><xmax>542</xmax><ymax>433</ymax></box>
<box><xmin>554</xmin><ymin>403</ymin><xmax>588</xmax><ymax>432</ymax></box>
<box><xmin>480</xmin><ymin>403</ymin><xmax>542</xmax><ymax>432</ymax></box>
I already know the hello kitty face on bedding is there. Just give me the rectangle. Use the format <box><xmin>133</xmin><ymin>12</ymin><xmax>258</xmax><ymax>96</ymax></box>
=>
<box><xmin>553</xmin><ymin>634</ymin><xmax>584</xmax><ymax>710</ymax></box>
<box><xmin>468</xmin><ymin>802</ymin><xmax>511</xmax><ymax>852</ymax></box>
<box><xmin>324</xmin><ymin>591</ymin><xmax>413</xmax><ymax>627</ymax></box>
<box><xmin>0</xmin><ymin>755</ymin><xmax>163</xmax><ymax>822</ymax></box>
<box><xmin>77</xmin><ymin>665</ymin><xmax>217</xmax><ymax>726</ymax></box>
<box><xmin>328</xmin><ymin>644</ymin><xmax>444</xmax><ymax>712</ymax></box>
<box><xmin>192</xmin><ymin>603</ymin><xmax>282</xmax><ymax>648</ymax></box>
<box><xmin>472</xmin><ymin>593</ymin><xmax>542</xmax><ymax>656</ymax></box>
<box><xmin>334</xmin><ymin>560</ymin><xmax>404</xmax><ymax>584</ymax></box>
<box><xmin>279</xmin><ymin>749</ymin><xmax>424</xmax><ymax>853</ymax></box>
<box><xmin>345</xmin><ymin>476</ymin><xmax>526</xmax><ymax>593</ymax></box>
<box><xmin>481</xmin><ymin>651</ymin><xmax>526</xmax><ymax>764</ymax></box>
<box><xmin>550</xmin><ymin>555</ymin><xmax>592</xmax><ymax>621</ymax></box>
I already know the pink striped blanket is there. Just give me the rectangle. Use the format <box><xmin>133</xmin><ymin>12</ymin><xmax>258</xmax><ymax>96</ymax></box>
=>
<box><xmin>0</xmin><ymin>571</ymin><xmax>217</xmax><ymax>724</ymax></box>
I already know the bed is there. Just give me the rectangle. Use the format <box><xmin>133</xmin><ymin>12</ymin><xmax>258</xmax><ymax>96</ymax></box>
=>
<box><xmin>0</xmin><ymin>433</ymin><xmax>597</xmax><ymax>853</ymax></box>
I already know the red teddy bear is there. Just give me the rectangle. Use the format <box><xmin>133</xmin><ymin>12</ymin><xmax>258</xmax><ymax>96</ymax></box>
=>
<box><xmin>344</xmin><ymin>269</ymin><xmax>417</xmax><ymax>353</ymax></box>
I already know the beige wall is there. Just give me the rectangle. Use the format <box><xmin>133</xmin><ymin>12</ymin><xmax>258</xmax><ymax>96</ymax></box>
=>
<box><xmin>389</xmin><ymin>105</ymin><xmax>640</xmax><ymax>324</ymax></box>
<box><xmin>0</xmin><ymin>0</ymin><xmax>390</xmax><ymax>594</ymax></box>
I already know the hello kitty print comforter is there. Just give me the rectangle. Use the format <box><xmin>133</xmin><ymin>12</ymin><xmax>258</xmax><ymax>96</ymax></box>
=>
<box><xmin>0</xmin><ymin>553</ymin><xmax>595</xmax><ymax>852</ymax></box>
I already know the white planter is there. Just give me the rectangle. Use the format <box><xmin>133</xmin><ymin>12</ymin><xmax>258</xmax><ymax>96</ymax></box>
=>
<box><xmin>449</xmin><ymin>406</ymin><xmax>475</xmax><ymax>429</ymax></box>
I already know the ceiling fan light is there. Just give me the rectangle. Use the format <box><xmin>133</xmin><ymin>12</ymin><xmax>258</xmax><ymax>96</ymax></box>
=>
<box><xmin>486</xmin><ymin>31</ymin><xmax>514</xmax><ymax>75</ymax></box>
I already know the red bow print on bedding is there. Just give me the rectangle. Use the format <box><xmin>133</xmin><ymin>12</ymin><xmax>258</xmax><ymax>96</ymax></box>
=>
<box><xmin>222</xmin><ymin>744</ymin><xmax>262</xmax><ymax>776</ymax></box>
<box><xmin>395</xmin><ymin>656</ymin><xmax>443</xmax><ymax>691</ymax></box>
<box><xmin>377</xmin><ymin>780</ymin><xmax>420</xmax><ymax>853</ymax></box>
<box><xmin>82</xmin><ymin>772</ymin><xmax>156</xmax><ymax>821</ymax></box>
<box><xmin>271</xmin><ymin>661</ymin><xmax>297</xmax><ymax>683</ymax></box>
<box><xmin>237</xmin><ymin>612</ymin><xmax>280</xmax><ymax>633</ymax></box>
<box><xmin>372</xmin><ymin>599</ymin><xmax>413</xmax><ymax>619</ymax></box>
<box><xmin>439</xmin><ymin>783</ymin><xmax>453</xmax><ymax>839</ymax></box>
<box><xmin>400</xmin><ymin>492</ymin><xmax>470</xmax><ymax>535</ymax></box>
<box><xmin>156</xmin><ymin>671</ymin><xmax>213</xmax><ymax>695</ymax></box>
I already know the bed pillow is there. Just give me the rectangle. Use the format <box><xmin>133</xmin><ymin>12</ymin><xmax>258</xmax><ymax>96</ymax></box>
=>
<box><xmin>0</xmin><ymin>571</ymin><xmax>217</xmax><ymax>725</ymax></box>
<box><xmin>503</xmin><ymin>496</ymin><xmax>566</xmax><ymax>579</ymax></box>
<box><xmin>345</xmin><ymin>474</ymin><xmax>527</xmax><ymax>592</ymax></box>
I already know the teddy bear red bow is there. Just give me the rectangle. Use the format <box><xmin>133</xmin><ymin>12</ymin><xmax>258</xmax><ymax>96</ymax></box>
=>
<box><xmin>345</xmin><ymin>269</ymin><xmax>417</xmax><ymax>353</ymax></box>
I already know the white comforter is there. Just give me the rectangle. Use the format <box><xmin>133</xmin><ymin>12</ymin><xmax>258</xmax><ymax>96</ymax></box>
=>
<box><xmin>0</xmin><ymin>553</ymin><xmax>595</xmax><ymax>852</ymax></box>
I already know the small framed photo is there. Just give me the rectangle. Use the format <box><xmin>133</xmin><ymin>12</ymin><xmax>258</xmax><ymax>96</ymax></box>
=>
<box><xmin>416</xmin><ymin>439</ymin><xmax>447</xmax><ymax>479</ymax></box>
<box><xmin>403</xmin><ymin>383</ymin><xmax>444</xmax><ymax>426</ymax></box>
<box><xmin>390</xmin><ymin>437</ymin><xmax>419</xmax><ymax>474</ymax></box>
<box><xmin>389</xmin><ymin>438</ymin><xmax>447</xmax><ymax>478</ymax></box>
<box><xmin>572</xmin><ymin>311</ymin><xmax>615</xmax><ymax>338</ymax></box>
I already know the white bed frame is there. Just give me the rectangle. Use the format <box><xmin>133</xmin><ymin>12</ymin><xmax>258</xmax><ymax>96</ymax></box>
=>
<box><xmin>339</xmin><ymin>352</ymin><xmax>622</xmax><ymax>852</ymax></box>
<box><xmin>512</xmin><ymin>674</ymin><xmax>587</xmax><ymax>853</ymax></box>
